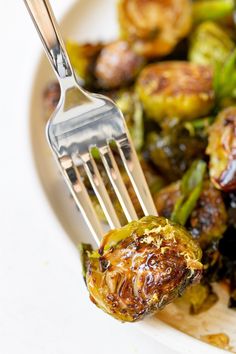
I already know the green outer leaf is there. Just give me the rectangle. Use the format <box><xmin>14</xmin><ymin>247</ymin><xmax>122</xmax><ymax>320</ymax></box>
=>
<box><xmin>214</xmin><ymin>49</ymin><xmax>236</xmax><ymax>100</ymax></box>
<box><xmin>171</xmin><ymin>160</ymin><xmax>207</xmax><ymax>226</ymax></box>
<box><xmin>193</xmin><ymin>0</ymin><xmax>234</xmax><ymax>23</ymax></box>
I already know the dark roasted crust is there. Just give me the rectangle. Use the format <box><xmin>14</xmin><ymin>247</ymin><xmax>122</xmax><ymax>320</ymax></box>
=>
<box><xmin>139</xmin><ymin>62</ymin><xmax>213</xmax><ymax>96</ymax></box>
<box><xmin>207</xmin><ymin>106</ymin><xmax>236</xmax><ymax>192</ymax></box>
<box><xmin>190</xmin><ymin>181</ymin><xmax>228</xmax><ymax>245</ymax></box>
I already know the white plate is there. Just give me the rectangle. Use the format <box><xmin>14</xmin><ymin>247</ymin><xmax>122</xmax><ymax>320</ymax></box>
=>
<box><xmin>30</xmin><ymin>1</ymin><xmax>236</xmax><ymax>353</ymax></box>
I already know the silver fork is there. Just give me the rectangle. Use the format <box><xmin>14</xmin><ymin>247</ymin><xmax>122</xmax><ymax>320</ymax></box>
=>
<box><xmin>24</xmin><ymin>0</ymin><xmax>157</xmax><ymax>245</ymax></box>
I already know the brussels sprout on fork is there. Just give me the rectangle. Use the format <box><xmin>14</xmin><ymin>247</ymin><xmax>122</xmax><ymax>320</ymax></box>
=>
<box><xmin>85</xmin><ymin>216</ymin><xmax>202</xmax><ymax>322</ymax></box>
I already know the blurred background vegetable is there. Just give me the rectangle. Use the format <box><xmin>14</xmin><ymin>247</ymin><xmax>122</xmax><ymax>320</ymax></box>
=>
<box><xmin>95</xmin><ymin>40</ymin><xmax>145</xmax><ymax>89</ymax></box>
<box><xmin>136</xmin><ymin>62</ymin><xmax>214</xmax><ymax>122</ymax></box>
<box><xmin>189</xmin><ymin>21</ymin><xmax>235</xmax><ymax>68</ymax></box>
<box><xmin>66</xmin><ymin>41</ymin><xmax>103</xmax><ymax>87</ymax></box>
<box><xmin>192</xmin><ymin>0</ymin><xmax>234</xmax><ymax>24</ymax></box>
<box><xmin>118</xmin><ymin>0</ymin><xmax>192</xmax><ymax>58</ymax></box>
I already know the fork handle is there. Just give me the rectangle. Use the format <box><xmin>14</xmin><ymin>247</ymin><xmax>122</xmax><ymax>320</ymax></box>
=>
<box><xmin>24</xmin><ymin>0</ymin><xmax>74</xmax><ymax>82</ymax></box>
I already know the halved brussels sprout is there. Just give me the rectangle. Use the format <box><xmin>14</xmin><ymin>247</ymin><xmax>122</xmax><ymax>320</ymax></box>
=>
<box><xmin>206</xmin><ymin>106</ymin><xmax>236</xmax><ymax>191</ymax></box>
<box><xmin>86</xmin><ymin>216</ymin><xmax>202</xmax><ymax>322</ymax></box>
<box><xmin>136</xmin><ymin>62</ymin><xmax>214</xmax><ymax>122</ymax></box>
<box><xmin>189</xmin><ymin>21</ymin><xmax>235</xmax><ymax>68</ymax></box>
<box><xmin>117</xmin><ymin>0</ymin><xmax>192</xmax><ymax>58</ymax></box>
<box><xmin>66</xmin><ymin>41</ymin><xmax>103</xmax><ymax>86</ymax></box>
<box><xmin>94</xmin><ymin>40</ymin><xmax>144</xmax><ymax>89</ymax></box>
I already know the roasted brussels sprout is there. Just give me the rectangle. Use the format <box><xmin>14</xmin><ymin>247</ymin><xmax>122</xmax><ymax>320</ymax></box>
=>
<box><xmin>86</xmin><ymin>216</ymin><xmax>202</xmax><ymax>322</ymax></box>
<box><xmin>189</xmin><ymin>21</ymin><xmax>234</xmax><ymax>69</ymax></box>
<box><xmin>147</xmin><ymin>127</ymin><xmax>207</xmax><ymax>180</ymax></box>
<box><xmin>118</xmin><ymin>0</ymin><xmax>192</xmax><ymax>58</ymax></box>
<box><xmin>190</xmin><ymin>181</ymin><xmax>227</xmax><ymax>246</ymax></box>
<box><xmin>206</xmin><ymin>106</ymin><xmax>236</xmax><ymax>191</ymax></box>
<box><xmin>66</xmin><ymin>41</ymin><xmax>103</xmax><ymax>86</ymax></box>
<box><xmin>94</xmin><ymin>40</ymin><xmax>144</xmax><ymax>89</ymax></box>
<box><xmin>136</xmin><ymin>62</ymin><xmax>214</xmax><ymax>122</ymax></box>
<box><xmin>43</xmin><ymin>81</ymin><xmax>60</xmax><ymax>118</ymax></box>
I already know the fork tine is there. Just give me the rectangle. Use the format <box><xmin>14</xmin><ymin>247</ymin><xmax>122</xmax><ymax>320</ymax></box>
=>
<box><xmin>59</xmin><ymin>156</ymin><xmax>103</xmax><ymax>245</ymax></box>
<box><xmin>99</xmin><ymin>145</ymin><xmax>138</xmax><ymax>222</ymax></box>
<box><xmin>80</xmin><ymin>153</ymin><xmax>121</xmax><ymax>230</ymax></box>
<box><xmin>116</xmin><ymin>137</ymin><xmax>157</xmax><ymax>216</ymax></box>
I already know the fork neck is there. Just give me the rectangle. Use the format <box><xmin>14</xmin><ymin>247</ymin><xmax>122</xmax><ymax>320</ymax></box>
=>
<box><xmin>24</xmin><ymin>0</ymin><xmax>80</xmax><ymax>92</ymax></box>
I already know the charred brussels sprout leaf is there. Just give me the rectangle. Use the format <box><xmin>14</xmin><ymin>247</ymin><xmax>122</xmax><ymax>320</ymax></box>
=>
<box><xmin>189</xmin><ymin>21</ymin><xmax>234</xmax><ymax>69</ymax></box>
<box><xmin>94</xmin><ymin>41</ymin><xmax>145</xmax><ymax>89</ymax></box>
<box><xmin>86</xmin><ymin>216</ymin><xmax>202</xmax><ymax>322</ymax></box>
<box><xmin>206</xmin><ymin>106</ymin><xmax>236</xmax><ymax>191</ymax></box>
<box><xmin>171</xmin><ymin>160</ymin><xmax>207</xmax><ymax>226</ymax></box>
<box><xmin>117</xmin><ymin>0</ymin><xmax>192</xmax><ymax>58</ymax></box>
<box><xmin>136</xmin><ymin>62</ymin><xmax>214</xmax><ymax>122</ymax></box>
